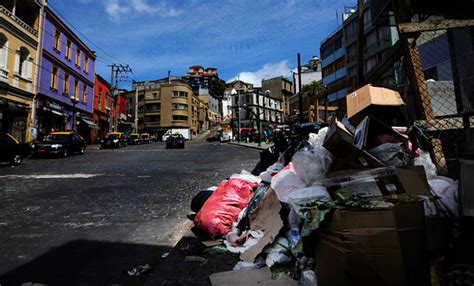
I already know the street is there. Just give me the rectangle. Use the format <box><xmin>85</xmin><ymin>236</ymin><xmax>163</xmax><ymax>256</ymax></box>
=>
<box><xmin>0</xmin><ymin>141</ymin><xmax>260</xmax><ymax>285</ymax></box>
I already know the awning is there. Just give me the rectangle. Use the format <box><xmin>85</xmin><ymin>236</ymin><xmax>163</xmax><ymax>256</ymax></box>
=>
<box><xmin>79</xmin><ymin>117</ymin><xmax>99</xmax><ymax>129</ymax></box>
<box><xmin>42</xmin><ymin>107</ymin><xmax>65</xmax><ymax>116</ymax></box>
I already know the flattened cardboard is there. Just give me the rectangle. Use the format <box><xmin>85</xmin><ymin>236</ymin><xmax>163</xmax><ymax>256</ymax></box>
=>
<box><xmin>346</xmin><ymin>84</ymin><xmax>405</xmax><ymax>126</ymax></box>
<box><xmin>315</xmin><ymin>202</ymin><xmax>429</xmax><ymax>286</ymax></box>
<box><xmin>241</xmin><ymin>188</ymin><xmax>283</xmax><ymax>263</ymax></box>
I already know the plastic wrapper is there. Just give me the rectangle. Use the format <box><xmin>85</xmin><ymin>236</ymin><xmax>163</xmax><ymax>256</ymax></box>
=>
<box><xmin>259</xmin><ymin>162</ymin><xmax>284</xmax><ymax>183</ymax></box>
<box><xmin>224</xmin><ymin>230</ymin><xmax>264</xmax><ymax>254</ymax></box>
<box><xmin>270</xmin><ymin>163</ymin><xmax>306</xmax><ymax>203</ymax></box>
<box><xmin>233</xmin><ymin>258</ymin><xmax>265</xmax><ymax>271</ymax></box>
<box><xmin>414</xmin><ymin>150</ymin><xmax>437</xmax><ymax>179</ymax></box>
<box><xmin>194</xmin><ymin>178</ymin><xmax>258</xmax><ymax>238</ymax></box>
<box><xmin>263</xmin><ymin>237</ymin><xmax>292</xmax><ymax>267</ymax></box>
<box><xmin>299</xmin><ymin>269</ymin><xmax>317</xmax><ymax>286</ymax></box>
<box><xmin>368</xmin><ymin>142</ymin><xmax>413</xmax><ymax>167</ymax></box>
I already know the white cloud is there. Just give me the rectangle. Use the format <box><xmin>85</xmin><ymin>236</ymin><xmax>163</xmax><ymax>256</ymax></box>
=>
<box><xmin>105</xmin><ymin>0</ymin><xmax>130</xmax><ymax>20</ymax></box>
<box><xmin>228</xmin><ymin>60</ymin><xmax>293</xmax><ymax>87</ymax></box>
<box><xmin>104</xmin><ymin>0</ymin><xmax>182</xmax><ymax>20</ymax></box>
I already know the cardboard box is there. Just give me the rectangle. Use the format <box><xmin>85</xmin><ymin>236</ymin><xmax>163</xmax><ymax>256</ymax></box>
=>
<box><xmin>325</xmin><ymin>166</ymin><xmax>431</xmax><ymax>198</ymax></box>
<box><xmin>346</xmin><ymin>84</ymin><xmax>406</xmax><ymax>126</ymax></box>
<box><xmin>353</xmin><ymin>116</ymin><xmax>408</xmax><ymax>151</ymax></box>
<box><xmin>315</xmin><ymin>201</ymin><xmax>430</xmax><ymax>286</ymax></box>
<box><xmin>323</xmin><ymin>118</ymin><xmax>385</xmax><ymax>171</ymax></box>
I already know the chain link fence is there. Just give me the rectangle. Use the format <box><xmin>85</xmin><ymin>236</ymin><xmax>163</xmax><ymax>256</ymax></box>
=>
<box><xmin>372</xmin><ymin>26</ymin><xmax>474</xmax><ymax>178</ymax></box>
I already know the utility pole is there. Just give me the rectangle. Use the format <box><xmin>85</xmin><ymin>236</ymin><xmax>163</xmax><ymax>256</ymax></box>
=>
<box><xmin>297</xmin><ymin>52</ymin><xmax>304</xmax><ymax>124</ymax></box>
<box><xmin>134</xmin><ymin>81</ymin><xmax>139</xmax><ymax>132</ymax></box>
<box><xmin>108</xmin><ymin>64</ymin><xmax>132</xmax><ymax>132</ymax></box>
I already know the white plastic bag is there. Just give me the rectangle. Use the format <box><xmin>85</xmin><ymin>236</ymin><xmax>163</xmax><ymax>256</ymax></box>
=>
<box><xmin>270</xmin><ymin>163</ymin><xmax>306</xmax><ymax>203</ymax></box>
<box><xmin>429</xmin><ymin>176</ymin><xmax>459</xmax><ymax>218</ymax></box>
<box><xmin>414</xmin><ymin>150</ymin><xmax>437</xmax><ymax>179</ymax></box>
<box><xmin>263</xmin><ymin>237</ymin><xmax>292</xmax><ymax>267</ymax></box>
<box><xmin>292</xmin><ymin>129</ymin><xmax>333</xmax><ymax>185</ymax></box>
<box><xmin>299</xmin><ymin>269</ymin><xmax>317</xmax><ymax>286</ymax></box>
<box><xmin>259</xmin><ymin>162</ymin><xmax>284</xmax><ymax>183</ymax></box>
<box><xmin>230</xmin><ymin>170</ymin><xmax>261</xmax><ymax>184</ymax></box>
<box><xmin>288</xmin><ymin>185</ymin><xmax>332</xmax><ymax>216</ymax></box>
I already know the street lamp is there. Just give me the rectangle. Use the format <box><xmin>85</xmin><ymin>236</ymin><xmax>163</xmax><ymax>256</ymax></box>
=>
<box><xmin>70</xmin><ymin>96</ymin><xmax>79</xmax><ymax>131</ymax></box>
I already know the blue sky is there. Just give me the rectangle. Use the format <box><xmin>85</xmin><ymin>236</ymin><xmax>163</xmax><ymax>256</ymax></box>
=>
<box><xmin>49</xmin><ymin>0</ymin><xmax>356</xmax><ymax>88</ymax></box>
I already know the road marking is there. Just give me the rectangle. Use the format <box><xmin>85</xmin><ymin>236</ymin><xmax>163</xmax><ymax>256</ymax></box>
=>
<box><xmin>0</xmin><ymin>174</ymin><xmax>102</xmax><ymax>179</ymax></box>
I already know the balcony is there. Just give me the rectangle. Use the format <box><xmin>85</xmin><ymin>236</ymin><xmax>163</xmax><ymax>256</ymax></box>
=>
<box><xmin>0</xmin><ymin>5</ymin><xmax>38</xmax><ymax>37</ymax></box>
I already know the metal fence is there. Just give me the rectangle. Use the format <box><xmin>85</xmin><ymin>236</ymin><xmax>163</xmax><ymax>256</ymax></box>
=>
<box><xmin>371</xmin><ymin>25</ymin><xmax>474</xmax><ymax>178</ymax></box>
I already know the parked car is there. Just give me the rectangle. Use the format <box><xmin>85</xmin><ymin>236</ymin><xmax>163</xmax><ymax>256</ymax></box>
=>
<box><xmin>128</xmin><ymin>133</ymin><xmax>143</xmax><ymax>145</ymax></box>
<box><xmin>0</xmin><ymin>132</ymin><xmax>31</xmax><ymax>165</ymax></box>
<box><xmin>141</xmin><ymin>133</ymin><xmax>151</xmax><ymax>144</ymax></box>
<box><xmin>166</xmin><ymin>134</ymin><xmax>185</xmax><ymax>148</ymax></box>
<box><xmin>33</xmin><ymin>131</ymin><xmax>86</xmax><ymax>157</ymax></box>
<box><xmin>101</xmin><ymin>132</ymin><xmax>127</xmax><ymax>148</ymax></box>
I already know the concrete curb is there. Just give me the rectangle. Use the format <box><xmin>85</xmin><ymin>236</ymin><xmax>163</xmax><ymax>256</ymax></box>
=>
<box><xmin>227</xmin><ymin>142</ymin><xmax>269</xmax><ymax>150</ymax></box>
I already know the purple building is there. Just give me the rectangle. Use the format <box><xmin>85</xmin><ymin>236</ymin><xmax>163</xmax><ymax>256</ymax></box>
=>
<box><xmin>36</xmin><ymin>6</ymin><xmax>96</xmax><ymax>143</ymax></box>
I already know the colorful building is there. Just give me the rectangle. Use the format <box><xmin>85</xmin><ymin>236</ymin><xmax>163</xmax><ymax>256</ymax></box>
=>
<box><xmin>0</xmin><ymin>0</ymin><xmax>43</xmax><ymax>142</ymax></box>
<box><xmin>35</xmin><ymin>6</ymin><xmax>96</xmax><ymax>143</ymax></box>
<box><xmin>92</xmin><ymin>74</ymin><xmax>110</xmax><ymax>143</ymax></box>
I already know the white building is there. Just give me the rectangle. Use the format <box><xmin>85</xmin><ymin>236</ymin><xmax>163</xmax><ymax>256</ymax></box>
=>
<box><xmin>293</xmin><ymin>56</ymin><xmax>322</xmax><ymax>94</ymax></box>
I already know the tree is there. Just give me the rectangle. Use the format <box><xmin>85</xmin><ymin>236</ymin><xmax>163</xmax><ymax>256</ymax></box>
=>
<box><xmin>301</xmin><ymin>80</ymin><xmax>325</xmax><ymax>95</ymax></box>
<box><xmin>209</xmin><ymin>78</ymin><xmax>226</xmax><ymax>99</ymax></box>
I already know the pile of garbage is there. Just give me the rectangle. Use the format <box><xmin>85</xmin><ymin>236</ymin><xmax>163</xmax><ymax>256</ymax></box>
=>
<box><xmin>188</xmin><ymin>84</ymin><xmax>459</xmax><ymax>285</ymax></box>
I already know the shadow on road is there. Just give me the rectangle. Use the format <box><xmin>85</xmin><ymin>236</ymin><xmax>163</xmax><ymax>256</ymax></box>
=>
<box><xmin>0</xmin><ymin>239</ymin><xmax>171</xmax><ymax>286</ymax></box>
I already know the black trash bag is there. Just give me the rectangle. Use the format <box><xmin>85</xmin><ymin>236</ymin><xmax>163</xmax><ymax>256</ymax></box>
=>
<box><xmin>190</xmin><ymin>190</ymin><xmax>214</xmax><ymax>213</ymax></box>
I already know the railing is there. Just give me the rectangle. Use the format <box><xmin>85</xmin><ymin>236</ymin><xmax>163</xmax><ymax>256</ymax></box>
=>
<box><xmin>0</xmin><ymin>5</ymin><xmax>38</xmax><ymax>36</ymax></box>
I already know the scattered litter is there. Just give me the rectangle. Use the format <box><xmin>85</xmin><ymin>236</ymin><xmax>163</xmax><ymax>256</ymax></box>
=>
<box><xmin>127</xmin><ymin>264</ymin><xmax>151</xmax><ymax>276</ymax></box>
<box><xmin>185</xmin><ymin>255</ymin><xmax>208</xmax><ymax>266</ymax></box>
<box><xmin>161</xmin><ymin>252</ymin><xmax>170</xmax><ymax>258</ymax></box>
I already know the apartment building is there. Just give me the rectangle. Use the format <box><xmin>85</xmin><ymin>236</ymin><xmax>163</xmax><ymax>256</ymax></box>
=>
<box><xmin>0</xmin><ymin>0</ymin><xmax>43</xmax><ymax>142</ymax></box>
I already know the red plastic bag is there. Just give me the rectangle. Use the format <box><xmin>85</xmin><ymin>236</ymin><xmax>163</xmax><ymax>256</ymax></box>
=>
<box><xmin>194</xmin><ymin>178</ymin><xmax>258</xmax><ymax>238</ymax></box>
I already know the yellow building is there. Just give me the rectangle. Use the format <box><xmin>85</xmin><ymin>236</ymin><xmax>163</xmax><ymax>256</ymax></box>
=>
<box><xmin>0</xmin><ymin>0</ymin><xmax>43</xmax><ymax>142</ymax></box>
<box><xmin>130</xmin><ymin>78</ymin><xmax>193</xmax><ymax>138</ymax></box>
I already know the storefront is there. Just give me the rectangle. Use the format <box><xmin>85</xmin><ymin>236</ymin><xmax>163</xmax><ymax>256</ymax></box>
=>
<box><xmin>77</xmin><ymin>113</ymin><xmax>97</xmax><ymax>144</ymax></box>
<box><xmin>93</xmin><ymin>112</ymin><xmax>109</xmax><ymax>144</ymax></box>
<box><xmin>36</xmin><ymin>98</ymin><xmax>67</xmax><ymax>139</ymax></box>
<box><xmin>0</xmin><ymin>98</ymin><xmax>30</xmax><ymax>142</ymax></box>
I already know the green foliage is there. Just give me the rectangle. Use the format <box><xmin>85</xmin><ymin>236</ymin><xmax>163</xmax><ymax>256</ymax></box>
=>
<box><xmin>209</xmin><ymin>78</ymin><xmax>227</xmax><ymax>99</ymax></box>
<box><xmin>300</xmin><ymin>80</ymin><xmax>324</xmax><ymax>95</ymax></box>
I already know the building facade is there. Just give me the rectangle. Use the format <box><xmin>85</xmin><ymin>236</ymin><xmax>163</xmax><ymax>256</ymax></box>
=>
<box><xmin>0</xmin><ymin>0</ymin><xmax>43</xmax><ymax>142</ymax></box>
<box><xmin>293</xmin><ymin>56</ymin><xmax>323</xmax><ymax>94</ymax></box>
<box><xmin>182</xmin><ymin>65</ymin><xmax>218</xmax><ymax>96</ymax></box>
<box><xmin>129</xmin><ymin>78</ymin><xmax>193</xmax><ymax>138</ymax></box>
<box><xmin>92</xmin><ymin>74</ymin><xmax>111</xmax><ymax>142</ymax></box>
<box><xmin>36</xmin><ymin>6</ymin><xmax>96</xmax><ymax>143</ymax></box>
<box><xmin>261</xmin><ymin>76</ymin><xmax>293</xmax><ymax>121</ymax></box>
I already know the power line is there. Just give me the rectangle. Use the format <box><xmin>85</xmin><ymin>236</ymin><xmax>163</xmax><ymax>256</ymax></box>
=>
<box><xmin>47</xmin><ymin>3</ymin><xmax>128</xmax><ymax>66</ymax></box>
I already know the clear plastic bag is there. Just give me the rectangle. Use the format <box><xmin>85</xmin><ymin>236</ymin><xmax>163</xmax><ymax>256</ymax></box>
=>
<box><xmin>414</xmin><ymin>150</ymin><xmax>438</xmax><ymax>179</ymax></box>
<box><xmin>270</xmin><ymin>163</ymin><xmax>306</xmax><ymax>203</ymax></box>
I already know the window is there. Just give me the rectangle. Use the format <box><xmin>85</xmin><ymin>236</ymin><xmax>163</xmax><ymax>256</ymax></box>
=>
<box><xmin>84</xmin><ymin>57</ymin><xmax>89</xmax><ymax>73</ymax></box>
<box><xmin>82</xmin><ymin>85</ymin><xmax>88</xmax><ymax>103</ymax></box>
<box><xmin>172</xmin><ymin>91</ymin><xmax>188</xmax><ymax>97</ymax></box>
<box><xmin>54</xmin><ymin>29</ymin><xmax>61</xmax><ymax>51</ymax></box>
<box><xmin>16</xmin><ymin>47</ymin><xmax>32</xmax><ymax>80</ymax></box>
<box><xmin>50</xmin><ymin>66</ymin><xmax>58</xmax><ymax>90</ymax></box>
<box><xmin>147</xmin><ymin>103</ymin><xmax>161</xmax><ymax>111</ymax></box>
<box><xmin>173</xmin><ymin>115</ymin><xmax>188</xmax><ymax>121</ymax></box>
<box><xmin>98</xmin><ymin>89</ymin><xmax>103</xmax><ymax>109</ymax></box>
<box><xmin>75</xmin><ymin>48</ymin><xmax>81</xmax><ymax>67</ymax></box>
<box><xmin>172</xmin><ymin>103</ymin><xmax>187</xmax><ymax>110</ymax></box>
<box><xmin>63</xmin><ymin>73</ymin><xmax>70</xmax><ymax>95</ymax></box>
<box><xmin>0</xmin><ymin>33</ymin><xmax>8</xmax><ymax>74</ymax></box>
<box><xmin>74</xmin><ymin>80</ymin><xmax>79</xmax><ymax>99</ymax></box>
<box><xmin>65</xmin><ymin>39</ymin><xmax>72</xmax><ymax>60</ymax></box>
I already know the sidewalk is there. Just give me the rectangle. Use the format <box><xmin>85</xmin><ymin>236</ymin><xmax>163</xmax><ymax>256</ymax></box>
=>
<box><xmin>228</xmin><ymin>141</ymin><xmax>271</xmax><ymax>150</ymax></box>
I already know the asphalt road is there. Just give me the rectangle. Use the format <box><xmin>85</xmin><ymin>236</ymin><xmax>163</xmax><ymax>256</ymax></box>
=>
<box><xmin>0</xmin><ymin>141</ymin><xmax>260</xmax><ymax>285</ymax></box>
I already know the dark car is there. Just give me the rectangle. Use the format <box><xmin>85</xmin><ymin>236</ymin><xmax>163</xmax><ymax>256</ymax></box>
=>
<box><xmin>128</xmin><ymin>133</ymin><xmax>143</xmax><ymax>145</ymax></box>
<box><xmin>141</xmin><ymin>133</ymin><xmax>151</xmax><ymax>144</ymax></box>
<box><xmin>0</xmin><ymin>132</ymin><xmax>31</xmax><ymax>165</ymax></box>
<box><xmin>166</xmin><ymin>134</ymin><xmax>185</xmax><ymax>148</ymax></box>
<box><xmin>101</xmin><ymin>132</ymin><xmax>127</xmax><ymax>148</ymax></box>
<box><xmin>33</xmin><ymin>132</ymin><xmax>86</xmax><ymax>157</ymax></box>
